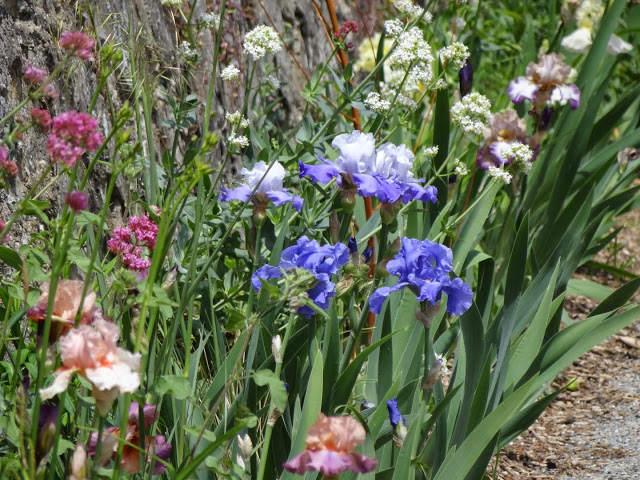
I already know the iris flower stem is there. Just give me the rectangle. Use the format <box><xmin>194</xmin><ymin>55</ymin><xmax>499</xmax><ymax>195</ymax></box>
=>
<box><xmin>245</xmin><ymin>223</ymin><xmax>263</xmax><ymax>320</ymax></box>
<box><xmin>256</xmin><ymin>313</ymin><xmax>296</xmax><ymax>480</ymax></box>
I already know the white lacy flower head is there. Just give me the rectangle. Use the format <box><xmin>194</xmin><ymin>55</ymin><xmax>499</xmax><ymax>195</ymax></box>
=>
<box><xmin>200</xmin><ymin>12</ymin><xmax>221</xmax><ymax>28</ymax></box>
<box><xmin>241</xmin><ymin>160</ymin><xmax>286</xmax><ymax>193</ymax></box>
<box><xmin>384</xmin><ymin>19</ymin><xmax>405</xmax><ymax>37</ymax></box>
<box><xmin>454</xmin><ymin>159</ymin><xmax>469</xmax><ymax>176</ymax></box>
<box><xmin>393</xmin><ymin>0</ymin><xmax>429</xmax><ymax>20</ymax></box>
<box><xmin>228</xmin><ymin>133</ymin><xmax>250</xmax><ymax>148</ymax></box>
<box><xmin>40</xmin><ymin>320</ymin><xmax>140</xmax><ymax>415</ymax></box>
<box><xmin>451</xmin><ymin>92</ymin><xmax>492</xmax><ymax>136</ymax></box>
<box><xmin>179</xmin><ymin>41</ymin><xmax>198</xmax><ymax>61</ymax></box>
<box><xmin>244</xmin><ymin>25</ymin><xmax>282</xmax><ymax>60</ymax></box>
<box><xmin>497</xmin><ymin>142</ymin><xmax>533</xmax><ymax>173</ymax></box>
<box><xmin>439</xmin><ymin>42</ymin><xmax>470</xmax><ymax>70</ymax></box>
<box><xmin>364</xmin><ymin>92</ymin><xmax>391</xmax><ymax>113</ymax></box>
<box><xmin>332</xmin><ymin>130</ymin><xmax>377</xmax><ymax>174</ymax></box>
<box><xmin>266</xmin><ymin>74</ymin><xmax>281</xmax><ymax>90</ymax></box>
<box><xmin>221</xmin><ymin>64</ymin><xmax>240</xmax><ymax>82</ymax></box>
<box><xmin>422</xmin><ymin>146</ymin><xmax>439</xmax><ymax>158</ymax></box>
<box><xmin>389</xmin><ymin>27</ymin><xmax>433</xmax><ymax>70</ymax></box>
<box><xmin>372</xmin><ymin>143</ymin><xmax>416</xmax><ymax>182</ymax></box>
<box><xmin>226</xmin><ymin>111</ymin><xmax>250</xmax><ymax>128</ymax></box>
<box><xmin>487</xmin><ymin>166</ymin><xmax>512</xmax><ymax>184</ymax></box>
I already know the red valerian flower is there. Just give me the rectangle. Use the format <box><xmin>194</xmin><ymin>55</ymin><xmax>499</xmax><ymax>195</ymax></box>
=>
<box><xmin>283</xmin><ymin>413</ymin><xmax>377</xmax><ymax>475</ymax></box>
<box><xmin>59</xmin><ymin>31</ymin><xmax>95</xmax><ymax>62</ymax></box>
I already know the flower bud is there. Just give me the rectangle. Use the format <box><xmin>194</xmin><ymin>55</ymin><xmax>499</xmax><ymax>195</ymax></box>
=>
<box><xmin>339</xmin><ymin>188</ymin><xmax>357</xmax><ymax>214</ymax></box>
<box><xmin>272</xmin><ymin>335</ymin><xmax>282</xmax><ymax>364</ymax></box>
<box><xmin>458</xmin><ymin>59</ymin><xmax>473</xmax><ymax>97</ymax></box>
<box><xmin>70</xmin><ymin>444</ymin><xmax>88</xmax><ymax>480</ymax></box>
<box><xmin>335</xmin><ymin>274</ymin><xmax>354</xmax><ymax>299</ymax></box>
<box><xmin>415</xmin><ymin>303</ymin><xmax>440</xmax><ymax>329</ymax></box>
<box><xmin>329</xmin><ymin>210</ymin><xmax>340</xmax><ymax>244</ymax></box>
<box><xmin>237</xmin><ymin>434</ymin><xmax>253</xmax><ymax>461</ymax></box>
<box><xmin>380</xmin><ymin>200</ymin><xmax>401</xmax><ymax>226</ymax></box>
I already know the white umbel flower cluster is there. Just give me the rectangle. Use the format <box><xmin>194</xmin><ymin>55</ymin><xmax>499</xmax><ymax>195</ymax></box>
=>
<box><xmin>384</xmin><ymin>19</ymin><xmax>405</xmax><ymax>37</ymax></box>
<box><xmin>200</xmin><ymin>12</ymin><xmax>221</xmax><ymax>28</ymax></box>
<box><xmin>497</xmin><ymin>143</ymin><xmax>533</xmax><ymax>173</ymax></box>
<box><xmin>439</xmin><ymin>42</ymin><xmax>470</xmax><ymax>70</ymax></box>
<box><xmin>422</xmin><ymin>146</ymin><xmax>439</xmax><ymax>158</ymax></box>
<box><xmin>225</xmin><ymin>111</ymin><xmax>251</xmax><ymax>129</ymax></box>
<box><xmin>178</xmin><ymin>41</ymin><xmax>198</xmax><ymax>61</ymax></box>
<box><xmin>451</xmin><ymin>92</ymin><xmax>492</xmax><ymax>136</ymax></box>
<box><xmin>454</xmin><ymin>159</ymin><xmax>469</xmax><ymax>176</ymax></box>
<box><xmin>393</xmin><ymin>0</ymin><xmax>433</xmax><ymax>22</ymax></box>
<box><xmin>228</xmin><ymin>133</ymin><xmax>250</xmax><ymax>149</ymax></box>
<box><xmin>364</xmin><ymin>92</ymin><xmax>391</xmax><ymax>114</ymax></box>
<box><xmin>220</xmin><ymin>64</ymin><xmax>240</xmax><ymax>82</ymax></box>
<box><xmin>243</xmin><ymin>25</ymin><xmax>282</xmax><ymax>60</ymax></box>
<box><xmin>488</xmin><ymin>166</ymin><xmax>512</xmax><ymax>184</ymax></box>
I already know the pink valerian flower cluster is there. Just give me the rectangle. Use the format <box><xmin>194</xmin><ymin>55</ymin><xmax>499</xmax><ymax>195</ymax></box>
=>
<box><xmin>39</xmin><ymin>318</ymin><xmax>140</xmax><ymax>415</ymax></box>
<box><xmin>0</xmin><ymin>145</ymin><xmax>18</xmax><ymax>178</ymax></box>
<box><xmin>89</xmin><ymin>403</ymin><xmax>172</xmax><ymax>474</ymax></box>
<box><xmin>333</xmin><ymin>20</ymin><xmax>358</xmax><ymax>49</ymax></box>
<box><xmin>31</xmin><ymin>108</ymin><xmax>52</xmax><ymax>131</ymax></box>
<box><xmin>107</xmin><ymin>215</ymin><xmax>158</xmax><ymax>271</ymax></box>
<box><xmin>23</xmin><ymin>66</ymin><xmax>58</xmax><ymax>98</ymax></box>
<box><xmin>283</xmin><ymin>414</ymin><xmax>378</xmax><ymax>475</ymax></box>
<box><xmin>46</xmin><ymin>111</ymin><xmax>103</xmax><ymax>166</ymax></box>
<box><xmin>59</xmin><ymin>31</ymin><xmax>95</xmax><ymax>62</ymax></box>
<box><xmin>23</xmin><ymin>65</ymin><xmax>48</xmax><ymax>84</ymax></box>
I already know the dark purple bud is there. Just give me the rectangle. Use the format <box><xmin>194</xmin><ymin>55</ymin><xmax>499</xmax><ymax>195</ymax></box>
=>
<box><xmin>284</xmin><ymin>382</ymin><xmax>290</xmax><ymax>392</ymax></box>
<box><xmin>538</xmin><ymin>107</ymin><xmax>554</xmax><ymax>131</ymax></box>
<box><xmin>458</xmin><ymin>59</ymin><xmax>473</xmax><ymax>97</ymax></box>
<box><xmin>386</xmin><ymin>398</ymin><xmax>405</xmax><ymax>428</ymax></box>
<box><xmin>348</xmin><ymin>237</ymin><xmax>358</xmax><ymax>254</ymax></box>
<box><xmin>37</xmin><ymin>404</ymin><xmax>59</xmax><ymax>462</ymax></box>
<box><xmin>22</xmin><ymin>375</ymin><xmax>31</xmax><ymax>396</ymax></box>
<box><xmin>65</xmin><ymin>191</ymin><xmax>89</xmax><ymax>213</ymax></box>
<box><xmin>448</xmin><ymin>174</ymin><xmax>457</xmax><ymax>184</ymax></box>
<box><xmin>362</xmin><ymin>247</ymin><xmax>373</xmax><ymax>263</ymax></box>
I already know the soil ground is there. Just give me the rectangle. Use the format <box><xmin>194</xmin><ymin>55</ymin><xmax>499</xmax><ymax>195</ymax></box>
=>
<box><xmin>493</xmin><ymin>208</ymin><xmax>640</xmax><ymax>480</ymax></box>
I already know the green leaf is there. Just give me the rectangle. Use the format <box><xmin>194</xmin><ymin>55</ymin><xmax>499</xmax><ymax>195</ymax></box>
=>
<box><xmin>392</xmin><ymin>403</ymin><xmax>425</xmax><ymax>480</ymax></box>
<box><xmin>151</xmin><ymin>375</ymin><xmax>192</xmax><ymax>400</ymax></box>
<box><xmin>253</xmin><ymin>369</ymin><xmax>288</xmax><ymax>412</ymax></box>
<box><xmin>0</xmin><ymin>246</ymin><xmax>21</xmax><ymax>270</ymax></box>
<box><xmin>566</xmin><ymin>278</ymin><xmax>613</xmax><ymax>301</ymax></box>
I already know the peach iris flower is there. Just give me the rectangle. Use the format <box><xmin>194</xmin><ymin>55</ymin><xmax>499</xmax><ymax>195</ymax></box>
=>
<box><xmin>283</xmin><ymin>413</ymin><xmax>378</xmax><ymax>475</ymax></box>
<box><xmin>39</xmin><ymin>319</ymin><xmax>140</xmax><ymax>415</ymax></box>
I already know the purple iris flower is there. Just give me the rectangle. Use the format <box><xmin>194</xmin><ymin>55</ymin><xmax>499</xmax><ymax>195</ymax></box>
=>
<box><xmin>386</xmin><ymin>398</ymin><xmax>406</xmax><ymax>428</ymax></box>
<box><xmin>369</xmin><ymin>238</ymin><xmax>472</xmax><ymax>316</ymax></box>
<box><xmin>299</xmin><ymin>131</ymin><xmax>437</xmax><ymax>205</ymax></box>
<box><xmin>458</xmin><ymin>59</ymin><xmax>473</xmax><ymax>97</ymax></box>
<box><xmin>220</xmin><ymin>160</ymin><xmax>303</xmax><ymax>211</ymax></box>
<box><xmin>252</xmin><ymin>236</ymin><xmax>349</xmax><ymax>318</ymax></box>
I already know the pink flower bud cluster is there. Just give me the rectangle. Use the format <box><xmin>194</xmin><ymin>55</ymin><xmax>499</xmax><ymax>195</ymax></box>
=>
<box><xmin>107</xmin><ymin>215</ymin><xmax>158</xmax><ymax>271</ymax></box>
<box><xmin>46</xmin><ymin>111</ymin><xmax>103</xmax><ymax>166</ymax></box>
<box><xmin>65</xmin><ymin>191</ymin><xmax>89</xmax><ymax>213</ymax></box>
<box><xmin>31</xmin><ymin>108</ymin><xmax>52</xmax><ymax>131</ymax></box>
<box><xmin>23</xmin><ymin>66</ymin><xmax>57</xmax><ymax>98</ymax></box>
<box><xmin>0</xmin><ymin>146</ymin><xmax>18</xmax><ymax>177</ymax></box>
<box><xmin>59</xmin><ymin>31</ymin><xmax>95</xmax><ymax>62</ymax></box>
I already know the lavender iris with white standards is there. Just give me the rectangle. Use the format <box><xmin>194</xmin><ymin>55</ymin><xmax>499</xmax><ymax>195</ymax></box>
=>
<box><xmin>369</xmin><ymin>238</ymin><xmax>473</xmax><ymax>316</ymax></box>
<box><xmin>220</xmin><ymin>160</ymin><xmax>303</xmax><ymax>211</ymax></box>
<box><xmin>299</xmin><ymin>130</ymin><xmax>437</xmax><ymax>205</ymax></box>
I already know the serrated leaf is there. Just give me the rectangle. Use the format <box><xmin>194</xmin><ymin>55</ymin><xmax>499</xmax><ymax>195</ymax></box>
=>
<box><xmin>253</xmin><ymin>369</ymin><xmax>288</xmax><ymax>412</ymax></box>
<box><xmin>151</xmin><ymin>375</ymin><xmax>192</xmax><ymax>400</ymax></box>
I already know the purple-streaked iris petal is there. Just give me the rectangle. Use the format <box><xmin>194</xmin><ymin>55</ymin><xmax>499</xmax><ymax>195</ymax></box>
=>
<box><xmin>488</xmin><ymin>141</ymin><xmax>513</xmax><ymax>165</ymax></box>
<box><xmin>298</xmin><ymin>160</ymin><xmax>341</xmax><ymax>184</ymax></box>
<box><xmin>552</xmin><ymin>84</ymin><xmax>581</xmax><ymax>109</ymax></box>
<box><xmin>219</xmin><ymin>185</ymin><xmax>252</xmax><ymax>203</ymax></box>
<box><xmin>508</xmin><ymin>77</ymin><xmax>538</xmax><ymax>104</ymax></box>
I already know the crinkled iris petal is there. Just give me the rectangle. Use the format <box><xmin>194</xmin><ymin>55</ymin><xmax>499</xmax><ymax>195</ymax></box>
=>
<box><xmin>266</xmin><ymin>190</ymin><xmax>304</xmax><ymax>211</ymax></box>
<box><xmin>551</xmin><ymin>84</ymin><xmax>581</xmax><ymax>110</ymax></box>
<box><xmin>441</xmin><ymin>277</ymin><xmax>474</xmax><ymax>316</ymax></box>
<box><xmin>283</xmin><ymin>449</ymin><xmax>377</xmax><ymax>475</ymax></box>
<box><xmin>508</xmin><ymin>77</ymin><xmax>538</xmax><ymax>104</ymax></box>
<box><xmin>351</xmin><ymin>173</ymin><xmax>402</xmax><ymax>203</ymax></box>
<box><xmin>369</xmin><ymin>283</ymin><xmax>409</xmax><ymax>314</ymax></box>
<box><xmin>252</xmin><ymin>265</ymin><xmax>282</xmax><ymax>290</ymax></box>
<box><xmin>400</xmin><ymin>183</ymin><xmax>438</xmax><ymax>204</ymax></box>
<box><xmin>219</xmin><ymin>185</ymin><xmax>252</xmax><ymax>203</ymax></box>
<box><xmin>298</xmin><ymin>160</ymin><xmax>341</xmax><ymax>184</ymax></box>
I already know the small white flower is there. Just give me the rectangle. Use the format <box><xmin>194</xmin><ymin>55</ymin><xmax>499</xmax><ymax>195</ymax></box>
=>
<box><xmin>439</xmin><ymin>42</ymin><xmax>470</xmax><ymax>70</ymax></box>
<box><xmin>607</xmin><ymin>34</ymin><xmax>633</xmax><ymax>55</ymax></box>
<box><xmin>451</xmin><ymin>92</ymin><xmax>492</xmax><ymax>136</ymax></box>
<box><xmin>434</xmin><ymin>353</ymin><xmax>449</xmax><ymax>377</ymax></box>
<box><xmin>244</xmin><ymin>25</ymin><xmax>282</xmax><ymax>60</ymax></box>
<box><xmin>266</xmin><ymin>74</ymin><xmax>280</xmax><ymax>90</ymax></box>
<box><xmin>384</xmin><ymin>19</ymin><xmax>405</xmax><ymax>37</ymax></box>
<box><xmin>454</xmin><ymin>159</ymin><xmax>469</xmax><ymax>176</ymax></box>
<box><xmin>220</xmin><ymin>64</ymin><xmax>240</xmax><ymax>82</ymax></box>
<box><xmin>488</xmin><ymin>166</ymin><xmax>512</xmax><ymax>184</ymax></box>
<box><xmin>228</xmin><ymin>133</ymin><xmax>250</xmax><ymax>149</ymax></box>
<box><xmin>200</xmin><ymin>12</ymin><xmax>221</xmax><ymax>29</ymax></box>
<box><xmin>393</xmin><ymin>0</ymin><xmax>432</xmax><ymax>22</ymax></box>
<box><xmin>226</xmin><ymin>111</ymin><xmax>251</xmax><ymax>128</ymax></box>
<box><xmin>364</xmin><ymin>92</ymin><xmax>391</xmax><ymax>113</ymax></box>
<box><xmin>434</xmin><ymin>79</ymin><xmax>448</xmax><ymax>90</ymax></box>
<box><xmin>500</xmin><ymin>143</ymin><xmax>533</xmax><ymax>173</ymax></box>
<box><xmin>237</xmin><ymin>434</ymin><xmax>253</xmax><ymax>461</ymax></box>
<box><xmin>422</xmin><ymin>146</ymin><xmax>439</xmax><ymax>158</ymax></box>
<box><xmin>179</xmin><ymin>41</ymin><xmax>198</xmax><ymax>61</ymax></box>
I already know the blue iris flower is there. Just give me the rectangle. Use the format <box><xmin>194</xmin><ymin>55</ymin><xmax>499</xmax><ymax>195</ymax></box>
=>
<box><xmin>252</xmin><ymin>236</ymin><xmax>349</xmax><ymax>318</ymax></box>
<box><xmin>369</xmin><ymin>238</ymin><xmax>473</xmax><ymax>316</ymax></box>
<box><xmin>299</xmin><ymin>130</ymin><xmax>437</xmax><ymax>205</ymax></box>
<box><xmin>386</xmin><ymin>398</ymin><xmax>406</xmax><ymax>428</ymax></box>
